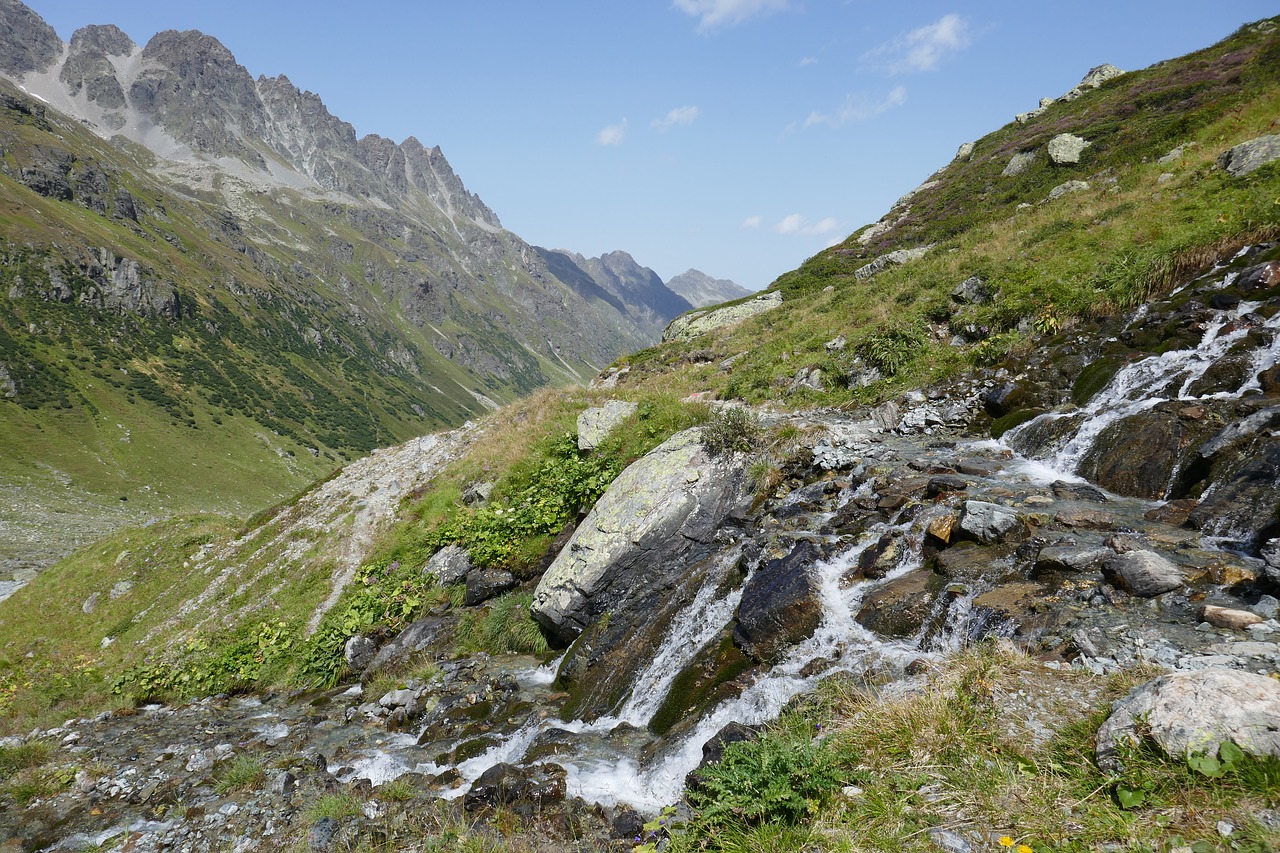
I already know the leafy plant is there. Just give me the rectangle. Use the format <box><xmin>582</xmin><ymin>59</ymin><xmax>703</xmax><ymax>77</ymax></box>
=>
<box><xmin>857</xmin><ymin>324</ymin><xmax>925</xmax><ymax>376</ymax></box>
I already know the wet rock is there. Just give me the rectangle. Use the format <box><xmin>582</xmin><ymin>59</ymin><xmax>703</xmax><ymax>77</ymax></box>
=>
<box><xmin>465</xmin><ymin>569</ymin><xmax>516</xmax><ymax>606</ymax></box>
<box><xmin>612</xmin><ymin>808</ymin><xmax>644</xmax><ymax>840</ymax></box>
<box><xmin>857</xmin><ymin>531</ymin><xmax>901</xmax><ymax>579</ymax></box>
<box><xmin>344</xmin><ymin>635</ymin><xmax>377</xmax><ymax>672</ymax></box>
<box><xmin>1186</xmin><ymin>438</ymin><xmax>1280</xmax><ymax>551</ymax></box>
<box><xmin>1051</xmin><ymin>481</ymin><xmax>1108</xmax><ymax>503</ymax></box>
<box><xmin>463</xmin><ymin>762</ymin><xmax>567</xmax><ymax>812</ymax></box>
<box><xmin>935</xmin><ymin>542</ymin><xmax>1008</xmax><ymax>582</ymax></box>
<box><xmin>857</xmin><ymin>569</ymin><xmax>937</xmax><ymax>638</ymax></box>
<box><xmin>578</xmin><ymin>400</ymin><xmax>638</xmax><ymax>451</ymax></box>
<box><xmin>1097</xmin><ymin>668</ymin><xmax>1280</xmax><ymax>771</ymax></box>
<box><xmin>734</xmin><ymin>541</ymin><xmax>823</xmax><ymax>664</ymax></box>
<box><xmin>957</xmin><ymin>501</ymin><xmax>1020</xmax><ymax>545</ymax></box>
<box><xmin>1054</xmin><ymin>508</ymin><xmax>1116</xmax><ymax>530</ymax></box>
<box><xmin>1077</xmin><ymin>408</ymin><xmax>1207</xmax><ymax>500</ymax></box>
<box><xmin>427</xmin><ymin>545</ymin><xmax>472</xmax><ymax>585</ymax></box>
<box><xmin>926</xmin><ymin>475</ymin><xmax>968</xmax><ymax>497</ymax></box>
<box><xmin>1034</xmin><ymin>545</ymin><xmax>1110</xmax><ymax>576</ymax></box>
<box><xmin>366</xmin><ymin>616</ymin><xmax>448</xmax><ymax>674</ymax></box>
<box><xmin>1263</xmin><ymin>539</ymin><xmax>1280</xmax><ymax>585</ymax></box>
<box><xmin>1102</xmin><ymin>550</ymin><xmax>1183</xmax><ymax>597</ymax></box>
<box><xmin>1200</xmin><ymin>605</ymin><xmax>1264</xmax><ymax>630</ymax></box>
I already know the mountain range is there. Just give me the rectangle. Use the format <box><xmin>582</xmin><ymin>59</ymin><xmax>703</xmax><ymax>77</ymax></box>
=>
<box><xmin>0</xmin><ymin>0</ymin><xmax>743</xmax><ymax>575</ymax></box>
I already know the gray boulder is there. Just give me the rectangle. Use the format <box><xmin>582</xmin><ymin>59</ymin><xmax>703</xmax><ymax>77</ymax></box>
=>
<box><xmin>871</xmin><ymin>400</ymin><xmax>900</xmax><ymax>433</ymax></box>
<box><xmin>1097</xmin><ymin>668</ymin><xmax>1280</xmax><ymax>771</ymax></box>
<box><xmin>1102</xmin><ymin>550</ymin><xmax>1183</xmax><ymax>597</ymax></box>
<box><xmin>1061</xmin><ymin>64</ymin><xmax>1125</xmax><ymax>100</ymax></box>
<box><xmin>343</xmin><ymin>635</ymin><xmax>377</xmax><ymax>672</ymax></box>
<box><xmin>577</xmin><ymin>400</ymin><xmax>638</xmax><ymax>451</ymax></box>
<box><xmin>663</xmin><ymin>292</ymin><xmax>782</xmax><ymax>341</ymax></box>
<box><xmin>1002</xmin><ymin>151</ymin><xmax>1036</xmax><ymax>177</ymax></box>
<box><xmin>958</xmin><ymin>501</ymin><xmax>1020</xmax><ymax>544</ymax></box>
<box><xmin>1047</xmin><ymin>133</ymin><xmax>1090</xmax><ymax>164</ymax></box>
<box><xmin>1034</xmin><ymin>545</ymin><xmax>1110</xmax><ymax>576</ymax></box>
<box><xmin>425</xmin><ymin>544</ymin><xmax>471</xmax><ymax>586</ymax></box>
<box><xmin>734</xmin><ymin>541</ymin><xmax>822</xmax><ymax>664</ymax></box>
<box><xmin>1262</xmin><ymin>538</ymin><xmax>1280</xmax><ymax>585</ymax></box>
<box><xmin>951</xmin><ymin>276</ymin><xmax>990</xmax><ymax>305</ymax></box>
<box><xmin>465</xmin><ymin>569</ymin><xmax>516</xmax><ymax>606</ymax></box>
<box><xmin>531</xmin><ymin>428</ymin><xmax>752</xmax><ymax>644</ymax></box>
<box><xmin>1218</xmin><ymin>134</ymin><xmax>1280</xmax><ymax>178</ymax></box>
<box><xmin>786</xmin><ymin>366</ymin><xmax>824</xmax><ymax>394</ymax></box>
<box><xmin>854</xmin><ymin>245</ymin><xmax>933</xmax><ymax>280</ymax></box>
<box><xmin>1046</xmin><ymin>180</ymin><xmax>1090</xmax><ymax>201</ymax></box>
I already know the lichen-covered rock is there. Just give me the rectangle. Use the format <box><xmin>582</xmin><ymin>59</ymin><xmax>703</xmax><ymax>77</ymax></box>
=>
<box><xmin>531</xmin><ymin>428</ymin><xmax>752</xmax><ymax>644</ymax></box>
<box><xmin>854</xmin><ymin>245</ymin><xmax>933</xmax><ymax>280</ymax></box>
<box><xmin>662</xmin><ymin>292</ymin><xmax>782</xmax><ymax>341</ymax></box>
<box><xmin>1048</xmin><ymin>133</ymin><xmax>1090</xmax><ymax>164</ymax></box>
<box><xmin>1045</xmin><ymin>180</ymin><xmax>1089</xmax><ymax>201</ymax></box>
<box><xmin>1003</xmin><ymin>150</ymin><xmax>1037</xmax><ymax>176</ymax></box>
<box><xmin>957</xmin><ymin>501</ymin><xmax>1020</xmax><ymax>545</ymax></box>
<box><xmin>577</xmin><ymin>400</ymin><xmax>638</xmax><ymax>451</ymax></box>
<box><xmin>426</xmin><ymin>545</ymin><xmax>472</xmax><ymax>586</ymax></box>
<box><xmin>1218</xmin><ymin>134</ymin><xmax>1280</xmax><ymax>177</ymax></box>
<box><xmin>1097</xmin><ymin>668</ymin><xmax>1280</xmax><ymax>771</ymax></box>
<box><xmin>343</xmin><ymin>635</ymin><xmax>376</xmax><ymax>672</ymax></box>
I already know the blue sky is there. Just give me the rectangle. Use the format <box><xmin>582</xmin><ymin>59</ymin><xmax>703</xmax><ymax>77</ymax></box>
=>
<box><xmin>27</xmin><ymin>1</ymin><xmax>1280</xmax><ymax>290</ymax></box>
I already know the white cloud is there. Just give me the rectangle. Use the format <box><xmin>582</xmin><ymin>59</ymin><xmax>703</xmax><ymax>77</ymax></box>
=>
<box><xmin>652</xmin><ymin>105</ymin><xmax>701</xmax><ymax>131</ymax></box>
<box><xmin>803</xmin><ymin>84</ymin><xmax>907</xmax><ymax>129</ymax></box>
<box><xmin>741</xmin><ymin>215</ymin><xmax>763</xmax><ymax>229</ymax></box>
<box><xmin>774</xmin><ymin>214</ymin><xmax>840</xmax><ymax>236</ymax></box>
<box><xmin>798</xmin><ymin>56</ymin><xmax>819</xmax><ymax>67</ymax></box>
<box><xmin>864</xmin><ymin>13</ymin><xmax>971</xmax><ymax>74</ymax></box>
<box><xmin>673</xmin><ymin>0</ymin><xmax>789</xmax><ymax>32</ymax></box>
<box><xmin>596</xmin><ymin>118</ymin><xmax>628</xmax><ymax>146</ymax></box>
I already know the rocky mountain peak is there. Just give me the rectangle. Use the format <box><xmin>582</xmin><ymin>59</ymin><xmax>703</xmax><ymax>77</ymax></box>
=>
<box><xmin>0</xmin><ymin>0</ymin><xmax>61</xmax><ymax>76</ymax></box>
<box><xmin>60</xmin><ymin>25</ymin><xmax>136</xmax><ymax>112</ymax></box>
<box><xmin>68</xmin><ymin>24</ymin><xmax>136</xmax><ymax>57</ymax></box>
<box><xmin>665</xmin><ymin>268</ymin><xmax>751</xmax><ymax>308</ymax></box>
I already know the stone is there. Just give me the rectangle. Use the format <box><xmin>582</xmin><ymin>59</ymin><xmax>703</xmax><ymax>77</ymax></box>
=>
<box><xmin>307</xmin><ymin>817</ymin><xmax>338</xmax><ymax>852</ymax></box>
<box><xmin>1048</xmin><ymin>133</ymin><xmax>1090</xmax><ymax>164</ymax></box>
<box><xmin>268</xmin><ymin>770</ymin><xmax>296</xmax><ymax>797</ymax></box>
<box><xmin>786</xmin><ymin>366</ymin><xmax>824</xmax><ymax>394</ymax></box>
<box><xmin>957</xmin><ymin>501</ymin><xmax>1020</xmax><ymax>545</ymax></box>
<box><xmin>343</xmin><ymin>635</ymin><xmax>376</xmax><ymax>672</ymax></box>
<box><xmin>366</xmin><ymin>616</ymin><xmax>449</xmax><ymax>673</ymax></box>
<box><xmin>854</xmin><ymin>245</ymin><xmax>933</xmax><ymax>280</ymax></box>
<box><xmin>1046</xmin><ymin>180</ymin><xmax>1089</xmax><ymax>201</ymax></box>
<box><xmin>926</xmin><ymin>475</ymin><xmax>968</xmax><ymax>497</ymax></box>
<box><xmin>663</xmin><ymin>292</ymin><xmax>782</xmax><ymax>341</ymax></box>
<box><xmin>1034</xmin><ymin>545</ymin><xmax>1110</xmax><ymax>576</ymax></box>
<box><xmin>577</xmin><ymin>400</ymin><xmax>638</xmax><ymax>451</ymax></box>
<box><xmin>871</xmin><ymin>400</ymin><xmax>900</xmax><ymax>432</ymax></box>
<box><xmin>1102</xmin><ymin>550</ymin><xmax>1183</xmax><ymax>597</ymax></box>
<box><xmin>857</xmin><ymin>569</ymin><xmax>937</xmax><ymax>638</ymax></box>
<box><xmin>1003</xmin><ymin>151</ymin><xmax>1036</xmax><ymax>177</ymax></box>
<box><xmin>734</xmin><ymin>541</ymin><xmax>823</xmax><ymax>664</ymax></box>
<box><xmin>462</xmin><ymin>481</ymin><xmax>494</xmax><ymax>505</ymax></box>
<box><xmin>950</xmin><ymin>276</ymin><xmax>990</xmax><ymax>305</ymax></box>
<box><xmin>1051</xmin><ymin>480</ymin><xmax>1108</xmax><ymax>503</ymax></box>
<box><xmin>108</xmin><ymin>580</ymin><xmax>133</xmax><ymax>599</ymax></box>
<box><xmin>464</xmin><ymin>569</ymin><xmax>516</xmax><ymax>606</ymax></box>
<box><xmin>82</xmin><ymin>592</ymin><xmax>100</xmax><ymax>614</ymax></box>
<box><xmin>927</xmin><ymin>513</ymin><xmax>957</xmax><ymax>544</ymax></box>
<box><xmin>1200</xmin><ymin>605</ymin><xmax>1263</xmax><ymax>631</ymax></box>
<box><xmin>463</xmin><ymin>762</ymin><xmax>567</xmax><ymax>812</ymax></box>
<box><xmin>1062</xmin><ymin>64</ymin><xmax>1125</xmax><ymax>99</ymax></box>
<box><xmin>928</xmin><ymin>828</ymin><xmax>973</xmax><ymax>853</ymax></box>
<box><xmin>425</xmin><ymin>544</ymin><xmax>472</xmax><ymax>586</ymax></box>
<box><xmin>824</xmin><ymin>335</ymin><xmax>847</xmax><ymax>353</ymax></box>
<box><xmin>1264</xmin><ymin>539</ymin><xmax>1280</xmax><ymax>585</ymax></box>
<box><xmin>1218</xmin><ymin>134</ymin><xmax>1280</xmax><ymax>178</ymax></box>
<box><xmin>1097</xmin><ymin>668</ymin><xmax>1280</xmax><ymax>771</ymax></box>
<box><xmin>531</xmin><ymin>428</ymin><xmax>751</xmax><ymax>644</ymax></box>
<box><xmin>954</xmin><ymin>141</ymin><xmax>975</xmax><ymax>161</ymax></box>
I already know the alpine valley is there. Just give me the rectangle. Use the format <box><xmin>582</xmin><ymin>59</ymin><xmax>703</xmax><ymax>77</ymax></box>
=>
<box><xmin>3</xmin><ymin>5</ymin><xmax>1280</xmax><ymax>853</ymax></box>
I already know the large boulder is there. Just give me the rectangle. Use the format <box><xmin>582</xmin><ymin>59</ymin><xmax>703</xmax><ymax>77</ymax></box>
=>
<box><xmin>578</xmin><ymin>400</ymin><xmax>638</xmax><ymax>451</ymax></box>
<box><xmin>1047</xmin><ymin>133</ymin><xmax>1090</xmax><ymax>164</ymax></box>
<box><xmin>957</xmin><ymin>501</ymin><xmax>1020</xmax><ymax>545</ymax></box>
<box><xmin>1102</xmin><ymin>550</ymin><xmax>1183</xmax><ymax>597</ymax></box>
<box><xmin>426</xmin><ymin>545</ymin><xmax>471</xmax><ymax>586</ymax></box>
<box><xmin>663</xmin><ymin>293</ymin><xmax>782</xmax><ymax>341</ymax></box>
<box><xmin>1097</xmin><ymin>669</ymin><xmax>1280</xmax><ymax>771</ymax></box>
<box><xmin>531</xmin><ymin>428</ymin><xmax>752</xmax><ymax>644</ymax></box>
<box><xmin>1218</xmin><ymin>134</ymin><xmax>1280</xmax><ymax>178</ymax></box>
<box><xmin>733</xmin><ymin>541</ymin><xmax>823</xmax><ymax>664</ymax></box>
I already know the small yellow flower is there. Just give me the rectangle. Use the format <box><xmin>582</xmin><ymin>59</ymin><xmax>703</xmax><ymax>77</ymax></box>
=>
<box><xmin>999</xmin><ymin>839</ymin><xmax>1014</xmax><ymax>849</ymax></box>
<box><xmin>1017</xmin><ymin>846</ymin><xmax>1034</xmax><ymax>853</ymax></box>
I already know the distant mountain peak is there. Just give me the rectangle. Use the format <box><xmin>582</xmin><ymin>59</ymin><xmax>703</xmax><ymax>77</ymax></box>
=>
<box><xmin>665</xmin><ymin>269</ymin><xmax>751</xmax><ymax>308</ymax></box>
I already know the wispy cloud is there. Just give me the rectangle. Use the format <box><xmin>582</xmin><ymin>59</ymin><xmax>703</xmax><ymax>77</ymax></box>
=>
<box><xmin>803</xmin><ymin>85</ymin><xmax>907</xmax><ymax>129</ymax></box>
<box><xmin>596</xmin><ymin>118</ymin><xmax>628</xmax><ymax>146</ymax></box>
<box><xmin>797</xmin><ymin>56</ymin><xmax>819</xmax><ymax>67</ymax></box>
<box><xmin>775</xmin><ymin>214</ymin><xmax>840</xmax><ymax>236</ymax></box>
<box><xmin>652</xmin><ymin>105</ymin><xmax>701</xmax><ymax>131</ymax></box>
<box><xmin>864</xmin><ymin>13</ymin><xmax>971</xmax><ymax>74</ymax></box>
<box><xmin>741</xmin><ymin>215</ymin><xmax>763</xmax><ymax>229</ymax></box>
<box><xmin>673</xmin><ymin>0</ymin><xmax>789</xmax><ymax>32</ymax></box>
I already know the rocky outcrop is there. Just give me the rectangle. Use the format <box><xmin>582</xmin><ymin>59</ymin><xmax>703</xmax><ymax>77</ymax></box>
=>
<box><xmin>662</xmin><ymin>292</ymin><xmax>783</xmax><ymax>342</ymax></box>
<box><xmin>1097</xmin><ymin>668</ymin><xmax>1280</xmax><ymax>771</ymax></box>
<box><xmin>1047</xmin><ymin>133</ymin><xmax>1090</xmax><ymax>164</ymax></box>
<box><xmin>854</xmin><ymin>245</ymin><xmax>933</xmax><ymax>280</ymax></box>
<box><xmin>531</xmin><ymin>429</ymin><xmax>751</xmax><ymax>644</ymax></box>
<box><xmin>1003</xmin><ymin>151</ymin><xmax>1036</xmax><ymax>176</ymax></box>
<box><xmin>1045</xmin><ymin>180</ymin><xmax>1089</xmax><ymax>201</ymax></box>
<box><xmin>1218</xmin><ymin>134</ymin><xmax>1280</xmax><ymax>177</ymax></box>
<box><xmin>0</xmin><ymin>0</ymin><xmax>60</xmax><ymax>76</ymax></box>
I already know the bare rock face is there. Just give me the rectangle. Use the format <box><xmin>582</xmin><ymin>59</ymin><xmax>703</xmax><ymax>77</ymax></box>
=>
<box><xmin>0</xmin><ymin>0</ymin><xmax>61</xmax><ymax>76</ymax></box>
<box><xmin>1218</xmin><ymin>134</ymin><xmax>1280</xmax><ymax>178</ymax></box>
<box><xmin>61</xmin><ymin>25</ymin><xmax>136</xmax><ymax>111</ymax></box>
<box><xmin>663</xmin><ymin>292</ymin><xmax>782</xmax><ymax>341</ymax></box>
<box><xmin>577</xmin><ymin>400</ymin><xmax>638</xmax><ymax>451</ymax></box>
<box><xmin>1097</xmin><ymin>668</ymin><xmax>1280</xmax><ymax>771</ymax></box>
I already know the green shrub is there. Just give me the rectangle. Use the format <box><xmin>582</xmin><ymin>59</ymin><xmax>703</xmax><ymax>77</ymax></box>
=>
<box><xmin>857</xmin><ymin>324</ymin><xmax>925</xmax><ymax>376</ymax></box>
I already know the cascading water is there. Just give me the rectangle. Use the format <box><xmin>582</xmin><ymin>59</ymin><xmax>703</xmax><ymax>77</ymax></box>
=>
<box><xmin>1003</xmin><ymin>293</ymin><xmax>1280</xmax><ymax>482</ymax></box>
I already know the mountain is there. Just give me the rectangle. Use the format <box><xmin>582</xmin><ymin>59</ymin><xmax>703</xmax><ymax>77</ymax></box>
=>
<box><xmin>665</xmin><ymin>268</ymin><xmax>751</xmax><ymax>308</ymax></box>
<box><xmin>3</xmin><ymin>12</ymin><xmax>1280</xmax><ymax>853</ymax></box>
<box><xmin>0</xmin><ymin>2</ymin><xmax>667</xmax><ymax>575</ymax></box>
<box><xmin>536</xmin><ymin>247</ymin><xmax>694</xmax><ymax>339</ymax></box>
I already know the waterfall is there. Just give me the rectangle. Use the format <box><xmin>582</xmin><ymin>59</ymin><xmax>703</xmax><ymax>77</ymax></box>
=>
<box><xmin>1004</xmin><ymin>295</ymin><xmax>1280</xmax><ymax>479</ymax></box>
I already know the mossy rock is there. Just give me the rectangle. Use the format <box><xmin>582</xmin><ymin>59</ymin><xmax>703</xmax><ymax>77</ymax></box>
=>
<box><xmin>648</xmin><ymin>631</ymin><xmax>756</xmax><ymax>737</ymax></box>
<box><xmin>990</xmin><ymin>407</ymin><xmax>1046</xmax><ymax>438</ymax></box>
<box><xmin>1072</xmin><ymin>357</ymin><xmax>1124</xmax><ymax>406</ymax></box>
